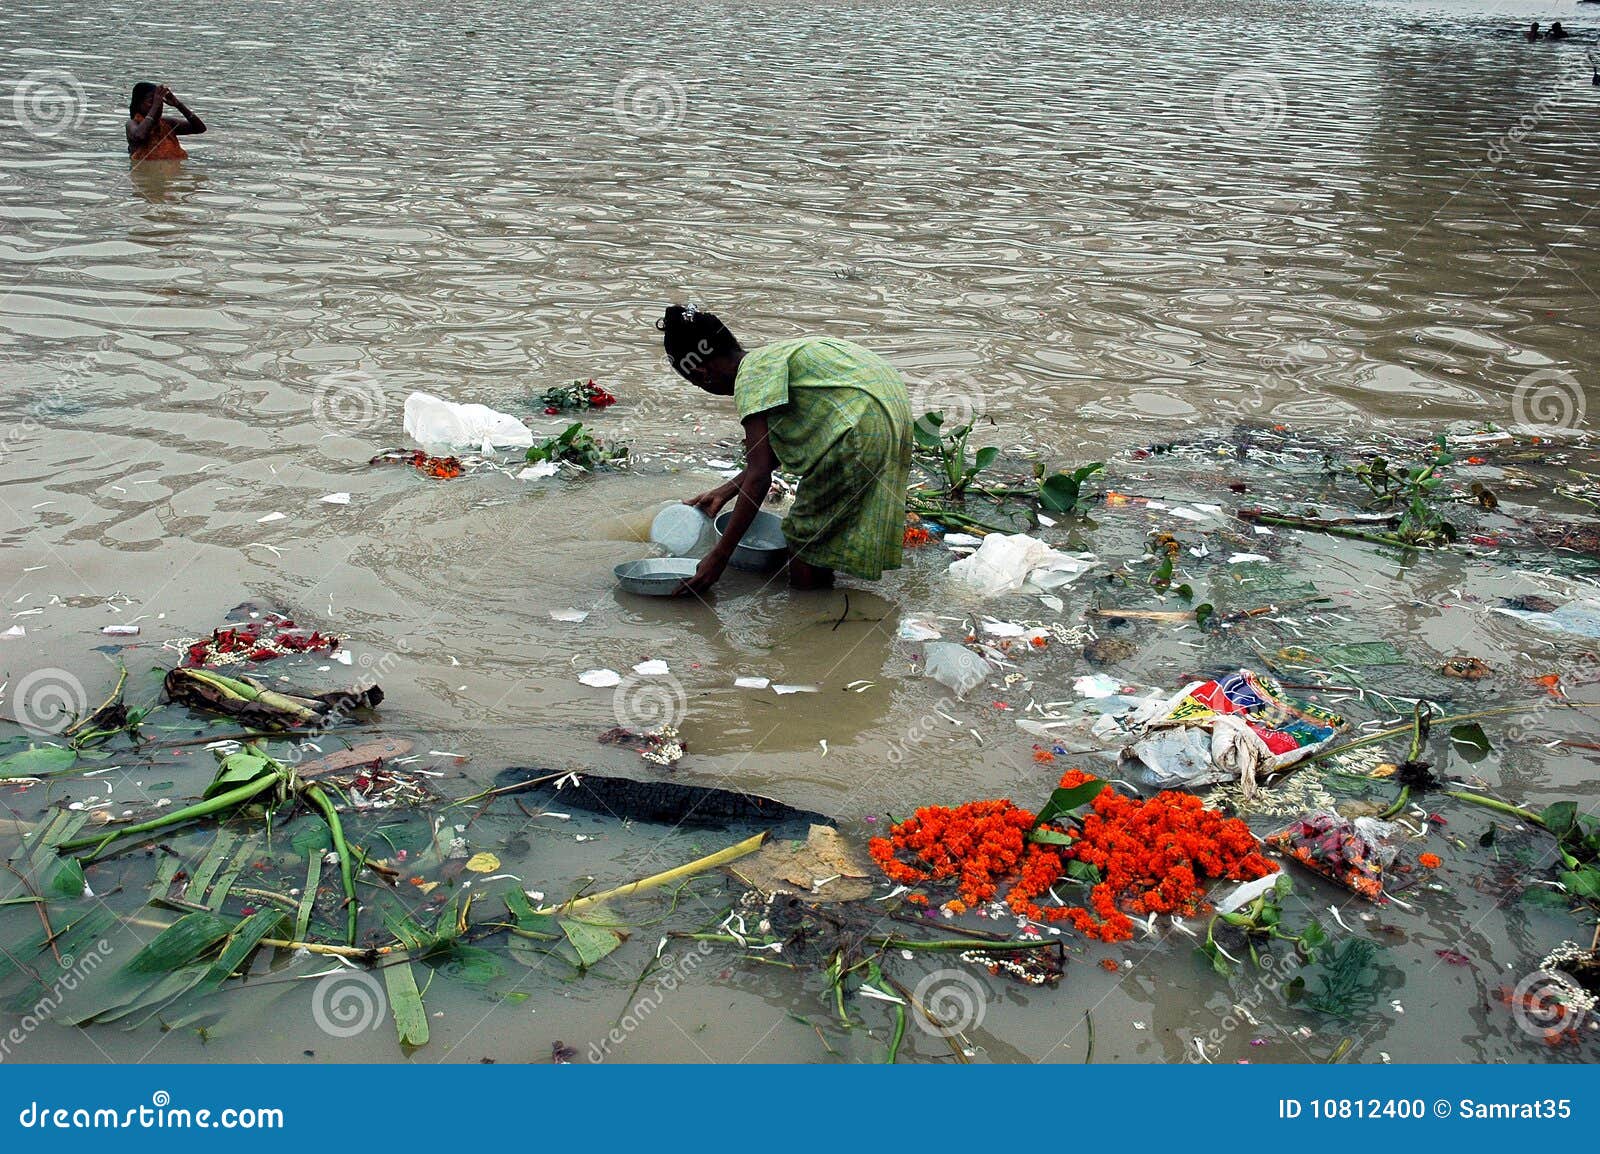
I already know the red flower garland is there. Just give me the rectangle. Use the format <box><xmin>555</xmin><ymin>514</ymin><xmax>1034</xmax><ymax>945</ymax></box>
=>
<box><xmin>869</xmin><ymin>770</ymin><xmax>1276</xmax><ymax>943</ymax></box>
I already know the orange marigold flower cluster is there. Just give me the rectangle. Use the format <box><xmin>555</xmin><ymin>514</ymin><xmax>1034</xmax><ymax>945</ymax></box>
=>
<box><xmin>1057</xmin><ymin>787</ymin><xmax>1276</xmax><ymax>940</ymax></box>
<box><xmin>903</xmin><ymin>526</ymin><xmax>932</xmax><ymax>547</ymax></box>
<box><xmin>1418</xmin><ymin>852</ymin><xmax>1442</xmax><ymax>869</ymax></box>
<box><xmin>870</xmin><ymin>770</ymin><xmax>1277</xmax><ymax>944</ymax></box>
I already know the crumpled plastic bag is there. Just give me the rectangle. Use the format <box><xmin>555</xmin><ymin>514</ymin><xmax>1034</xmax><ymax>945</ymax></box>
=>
<box><xmin>404</xmin><ymin>390</ymin><xmax>534</xmax><ymax>451</ymax></box>
<box><xmin>946</xmin><ymin>533</ymin><xmax>1097</xmax><ymax>597</ymax></box>
<box><xmin>1266</xmin><ymin>810</ymin><xmax>1403</xmax><ymax>902</ymax></box>
<box><xmin>922</xmin><ymin>641</ymin><xmax>993</xmax><ymax>697</ymax></box>
<box><xmin>1117</xmin><ymin>669</ymin><xmax>1344</xmax><ymax>797</ymax></box>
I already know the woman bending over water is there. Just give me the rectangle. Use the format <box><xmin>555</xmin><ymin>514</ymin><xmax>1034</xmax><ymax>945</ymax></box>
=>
<box><xmin>660</xmin><ymin>305</ymin><xmax>913</xmax><ymax>596</ymax></box>
<box><xmin>126</xmin><ymin>82</ymin><xmax>205</xmax><ymax>161</ymax></box>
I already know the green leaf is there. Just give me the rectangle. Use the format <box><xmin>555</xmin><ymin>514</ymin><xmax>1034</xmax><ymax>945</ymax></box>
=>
<box><xmin>1558</xmin><ymin>869</ymin><xmax>1600</xmax><ymax>900</ymax></box>
<box><xmin>47</xmin><ymin>857</ymin><xmax>86</xmax><ymax>900</ymax></box>
<box><xmin>912</xmin><ymin>412</ymin><xmax>945</xmax><ymax>448</ymax></box>
<box><xmin>1298</xmin><ymin>917</ymin><xmax>1328</xmax><ymax>953</ymax></box>
<box><xmin>1027</xmin><ymin>829</ymin><xmax>1075</xmax><ymax>846</ymax></box>
<box><xmin>384</xmin><ymin>961</ymin><xmax>430</xmax><ymax>1047</ymax></box>
<box><xmin>0</xmin><ymin>746</ymin><xmax>77</xmax><ymax>778</ymax></box>
<box><xmin>973</xmin><ymin>446</ymin><xmax>999</xmax><ymax>473</ymax></box>
<box><xmin>1478</xmin><ymin>825</ymin><xmax>1497</xmax><ymax>848</ymax></box>
<box><xmin>1197</xmin><ymin>940</ymin><xmax>1234</xmax><ymax>977</ymax></box>
<box><xmin>203</xmin><ymin>910</ymin><xmax>287</xmax><ymax>986</ymax></box>
<box><xmin>1039</xmin><ymin>470</ymin><xmax>1095</xmax><ymax>514</ymax></box>
<box><xmin>504</xmin><ymin>889</ymin><xmax>561</xmax><ymax>939</ymax></box>
<box><xmin>1065</xmin><ymin>859</ymin><xmax>1102</xmax><ymax>884</ymax></box>
<box><xmin>1034</xmin><ymin>778</ymin><xmax>1106</xmax><ymax>828</ymax></box>
<box><xmin>1449</xmin><ymin>723</ymin><xmax>1491</xmax><ymax>754</ymax></box>
<box><xmin>290</xmin><ymin>822</ymin><xmax>333</xmax><ymax>857</ymax></box>
<box><xmin>1520</xmin><ymin>885</ymin><xmax>1572</xmax><ymax>909</ymax></box>
<box><xmin>1540</xmin><ymin>802</ymin><xmax>1579</xmax><ymax>840</ymax></box>
<box><xmin>560</xmin><ymin>918</ymin><xmax>623</xmax><ymax>968</ymax></box>
<box><xmin>204</xmin><ymin>749</ymin><xmax>278</xmax><ymax>799</ymax></box>
<box><xmin>1194</xmin><ymin>603</ymin><xmax>1215</xmax><ymax>629</ymax></box>
<box><xmin>127</xmin><ymin>912</ymin><xmax>234</xmax><ymax>974</ymax></box>
<box><xmin>432</xmin><ymin>944</ymin><xmax>505</xmax><ymax>987</ymax></box>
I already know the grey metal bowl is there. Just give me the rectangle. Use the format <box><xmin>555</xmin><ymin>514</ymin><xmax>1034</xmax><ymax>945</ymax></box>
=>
<box><xmin>713</xmin><ymin>509</ymin><xmax>788</xmax><ymax>572</ymax></box>
<box><xmin>614</xmin><ymin>557</ymin><xmax>699</xmax><ymax>596</ymax></box>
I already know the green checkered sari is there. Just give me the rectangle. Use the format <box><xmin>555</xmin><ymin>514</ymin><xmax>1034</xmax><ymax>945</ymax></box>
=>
<box><xmin>734</xmin><ymin>338</ymin><xmax>912</xmax><ymax>580</ymax></box>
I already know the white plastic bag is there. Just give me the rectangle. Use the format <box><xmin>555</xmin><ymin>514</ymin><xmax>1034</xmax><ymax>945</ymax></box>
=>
<box><xmin>922</xmin><ymin>642</ymin><xmax>993</xmax><ymax>697</ymax></box>
<box><xmin>946</xmin><ymin>533</ymin><xmax>1096</xmax><ymax>597</ymax></box>
<box><xmin>403</xmin><ymin>391</ymin><xmax>534</xmax><ymax>450</ymax></box>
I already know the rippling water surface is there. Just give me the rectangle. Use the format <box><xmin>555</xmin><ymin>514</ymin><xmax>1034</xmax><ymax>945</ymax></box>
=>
<box><xmin>1</xmin><ymin>0</ymin><xmax>1597</xmax><ymax>1063</ymax></box>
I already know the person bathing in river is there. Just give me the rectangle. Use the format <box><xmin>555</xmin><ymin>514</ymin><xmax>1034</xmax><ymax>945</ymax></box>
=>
<box><xmin>125</xmin><ymin>82</ymin><xmax>205</xmax><ymax>161</ymax></box>
<box><xmin>659</xmin><ymin>304</ymin><xmax>913</xmax><ymax>596</ymax></box>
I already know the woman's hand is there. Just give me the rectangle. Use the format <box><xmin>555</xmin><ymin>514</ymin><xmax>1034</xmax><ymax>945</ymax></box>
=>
<box><xmin>683</xmin><ymin>482</ymin><xmax>737</xmax><ymax>518</ymax></box>
<box><xmin>675</xmin><ymin>549</ymin><xmax>729</xmax><ymax>598</ymax></box>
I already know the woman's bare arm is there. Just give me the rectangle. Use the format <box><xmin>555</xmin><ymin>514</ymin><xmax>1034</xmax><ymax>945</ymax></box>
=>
<box><xmin>162</xmin><ymin>87</ymin><xmax>206</xmax><ymax>134</ymax></box>
<box><xmin>677</xmin><ymin>413</ymin><xmax>776</xmax><ymax>596</ymax></box>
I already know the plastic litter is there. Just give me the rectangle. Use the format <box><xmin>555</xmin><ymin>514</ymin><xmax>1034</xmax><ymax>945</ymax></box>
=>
<box><xmin>101</xmin><ymin>625</ymin><xmax>140</xmax><ymax>636</ymax></box>
<box><xmin>632</xmin><ymin>659</ymin><xmax>669</xmax><ymax>676</ymax></box>
<box><xmin>772</xmin><ymin>684</ymin><xmax>819</xmax><ymax>695</ymax></box>
<box><xmin>578</xmin><ymin>669</ymin><xmax>621</xmax><ymax>688</ymax></box>
<box><xmin>1267</xmin><ymin>810</ymin><xmax>1405</xmax><ymax>902</ymax></box>
<box><xmin>321</xmin><ymin>492</ymin><xmax>351</xmax><ymax>505</ymax></box>
<box><xmin>1118</xmin><ymin>670</ymin><xmax>1345</xmax><ymax>796</ymax></box>
<box><xmin>1073</xmin><ymin>673</ymin><xmax>1126</xmax><ymax>699</ymax></box>
<box><xmin>1492</xmin><ymin>597</ymin><xmax>1600</xmax><ymax>640</ymax></box>
<box><xmin>550</xmin><ymin>609</ymin><xmax>589</xmax><ymax>623</ymax></box>
<box><xmin>403</xmin><ymin>390</ymin><xmax>534</xmax><ymax>451</ymax></box>
<box><xmin>922</xmin><ymin>641</ymin><xmax>993</xmax><ymax>697</ymax></box>
<box><xmin>1214</xmin><ymin>873</ymin><xmax>1284</xmax><ymax>915</ymax></box>
<box><xmin>734</xmin><ymin>676</ymin><xmax>770</xmax><ymax>689</ymax></box>
<box><xmin>946</xmin><ymin>533</ymin><xmax>1097</xmax><ymax>597</ymax></box>
<box><xmin>898</xmin><ymin>618</ymin><xmax>941</xmax><ymax>642</ymax></box>
<box><xmin>518</xmin><ymin>461</ymin><xmax>560</xmax><ymax>481</ymax></box>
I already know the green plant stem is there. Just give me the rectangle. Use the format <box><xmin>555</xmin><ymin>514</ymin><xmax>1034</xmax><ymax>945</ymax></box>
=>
<box><xmin>303</xmin><ymin>783</ymin><xmax>358</xmax><ymax>946</ymax></box>
<box><xmin>57</xmin><ymin>774</ymin><xmax>281</xmax><ymax>856</ymax></box>
<box><xmin>1302</xmin><ymin>701</ymin><xmax>1600</xmax><ymax>770</ymax></box>
<box><xmin>1379</xmin><ymin>786</ymin><xmax>1412</xmax><ymax>820</ymax></box>
<box><xmin>1442</xmin><ymin>791</ymin><xmax>1547</xmax><ymax>830</ymax></box>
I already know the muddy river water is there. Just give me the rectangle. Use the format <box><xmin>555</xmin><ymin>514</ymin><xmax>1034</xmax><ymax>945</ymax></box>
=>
<box><xmin>1</xmin><ymin>0</ymin><xmax>1597</xmax><ymax>1063</ymax></box>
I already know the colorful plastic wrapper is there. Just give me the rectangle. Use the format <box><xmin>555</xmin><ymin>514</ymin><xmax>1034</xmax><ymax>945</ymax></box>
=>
<box><xmin>1266</xmin><ymin>810</ymin><xmax>1402</xmax><ymax>902</ymax></box>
